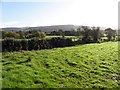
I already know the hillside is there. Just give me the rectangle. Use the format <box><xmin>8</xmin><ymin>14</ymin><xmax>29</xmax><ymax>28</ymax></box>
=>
<box><xmin>28</xmin><ymin>25</ymin><xmax>79</xmax><ymax>32</ymax></box>
<box><xmin>1</xmin><ymin>25</ymin><xmax>79</xmax><ymax>32</ymax></box>
<box><xmin>2</xmin><ymin>42</ymin><xmax>119</xmax><ymax>88</ymax></box>
<box><xmin>1</xmin><ymin>27</ymin><xmax>22</xmax><ymax>31</ymax></box>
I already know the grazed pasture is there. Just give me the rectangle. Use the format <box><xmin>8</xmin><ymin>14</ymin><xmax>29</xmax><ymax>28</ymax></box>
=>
<box><xmin>2</xmin><ymin>42</ymin><xmax>120</xmax><ymax>88</ymax></box>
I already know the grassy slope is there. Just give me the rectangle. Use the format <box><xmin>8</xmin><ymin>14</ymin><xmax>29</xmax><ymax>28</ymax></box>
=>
<box><xmin>2</xmin><ymin>42</ymin><xmax>120</xmax><ymax>88</ymax></box>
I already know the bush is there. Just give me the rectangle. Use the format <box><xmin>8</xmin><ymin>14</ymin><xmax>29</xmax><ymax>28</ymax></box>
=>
<box><xmin>21</xmin><ymin>39</ymin><xmax>28</xmax><ymax>50</ymax></box>
<box><xmin>2</xmin><ymin>38</ymin><xmax>74</xmax><ymax>52</ymax></box>
<box><xmin>50</xmin><ymin>37</ymin><xmax>73</xmax><ymax>48</ymax></box>
<box><xmin>2</xmin><ymin>36</ymin><xmax>106</xmax><ymax>52</ymax></box>
<box><xmin>2</xmin><ymin>39</ymin><xmax>14</xmax><ymax>52</ymax></box>
<box><xmin>116</xmin><ymin>36</ymin><xmax>120</xmax><ymax>41</ymax></box>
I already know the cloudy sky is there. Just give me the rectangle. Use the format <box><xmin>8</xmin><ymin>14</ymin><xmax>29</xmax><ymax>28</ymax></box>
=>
<box><xmin>0</xmin><ymin>0</ymin><xmax>119</xmax><ymax>29</ymax></box>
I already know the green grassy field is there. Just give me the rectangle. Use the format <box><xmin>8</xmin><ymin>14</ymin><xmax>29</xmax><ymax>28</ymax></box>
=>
<box><xmin>45</xmin><ymin>36</ymin><xmax>77</xmax><ymax>39</ymax></box>
<box><xmin>2</xmin><ymin>42</ymin><xmax>120</xmax><ymax>88</ymax></box>
<box><xmin>45</xmin><ymin>35</ymin><xmax>79</xmax><ymax>41</ymax></box>
<box><xmin>45</xmin><ymin>36</ymin><xmax>81</xmax><ymax>42</ymax></box>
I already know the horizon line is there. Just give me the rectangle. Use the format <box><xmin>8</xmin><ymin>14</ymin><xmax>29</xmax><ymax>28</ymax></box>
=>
<box><xmin>0</xmin><ymin>24</ymin><xmax>118</xmax><ymax>29</ymax></box>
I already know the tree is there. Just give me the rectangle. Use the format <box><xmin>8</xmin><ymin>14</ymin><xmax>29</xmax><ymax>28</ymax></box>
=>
<box><xmin>81</xmin><ymin>26</ymin><xmax>92</xmax><ymax>43</ymax></box>
<box><xmin>35</xmin><ymin>31</ymin><xmax>46</xmax><ymax>39</ymax></box>
<box><xmin>17</xmin><ymin>31</ymin><xmax>24</xmax><ymax>39</ymax></box>
<box><xmin>6</xmin><ymin>31</ymin><xmax>20</xmax><ymax>39</ymax></box>
<box><xmin>105</xmin><ymin>28</ymin><xmax>116</xmax><ymax>41</ymax></box>
<box><xmin>76</xmin><ymin>27</ymin><xmax>83</xmax><ymax>39</ymax></box>
<box><xmin>2</xmin><ymin>30</ymin><xmax>8</xmax><ymax>39</ymax></box>
<box><xmin>91</xmin><ymin>27</ymin><xmax>100</xmax><ymax>42</ymax></box>
<box><xmin>58</xmin><ymin>29</ymin><xmax>64</xmax><ymax>38</ymax></box>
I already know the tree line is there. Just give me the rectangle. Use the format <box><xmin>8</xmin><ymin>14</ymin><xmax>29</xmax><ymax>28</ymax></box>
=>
<box><xmin>1</xmin><ymin>26</ymin><xmax>119</xmax><ymax>52</ymax></box>
<box><xmin>1</xmin><ymin>26</ymin><xmax>118</xmax><ymax>42</ymax></box>
<box><xmin>1</xmin><ymin>30</ymin><xmax>46</xmax><ymax>39</ymax></box>
<box><xmin>49</xmin><ymin>26</ymin><xmax>118</xmax><ymax>42</ymax></box>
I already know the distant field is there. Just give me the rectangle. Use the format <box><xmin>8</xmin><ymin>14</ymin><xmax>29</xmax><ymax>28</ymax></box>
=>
<box><xmin>1</xmin><ymin>36</ymin><xmax>78</xmax><ymax>41</ymax></box>
<box><xmin>45</xmin><ymin>35</ymin><xmax>77</xmax><ymax>39</ymax></box>
<box><xmin>2</xmin><ymin>42</ymin><xmax>120</xmax><ymax>88</ymax></box>
<box><xmin>46</xmin><ymin>36</ymin><xmax>79</xmax><ymax>41</ymax></box>
<box><xmin>45</xmin><ymin>36</ymin><xmax>112</xmax><ymax>40</ymax></box>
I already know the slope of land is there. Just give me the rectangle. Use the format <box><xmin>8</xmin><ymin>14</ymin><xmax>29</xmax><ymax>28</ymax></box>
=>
<box><xmin>2</xmin><ymin>42</ymin><xmax>119</xmax><ymax>88</ymax></box>
<box><xmin>1</xmin><ymin>25</ymin><xmax>79</xmax><ymax>32</ymax></box>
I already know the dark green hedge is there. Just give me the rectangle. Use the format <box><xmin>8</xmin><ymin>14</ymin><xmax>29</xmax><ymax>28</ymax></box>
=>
<box><xmin>2</xmin><ymin>38</ymin><xmax>74</xmax><ymax>52</ymax></box>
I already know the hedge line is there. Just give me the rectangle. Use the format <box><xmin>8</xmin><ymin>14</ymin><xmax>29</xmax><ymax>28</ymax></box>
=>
<box><xmin>2</xmin><ymin>36</ymin><xmax>117</xmax><ymax>52</ymax></box>
<box><xmin>2</xmin><ymin>37</ymin><xmax>74</xmax><ymax>52</ymax></box>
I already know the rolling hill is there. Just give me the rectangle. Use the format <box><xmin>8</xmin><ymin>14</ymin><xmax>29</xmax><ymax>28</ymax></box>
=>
<box><xmin>1</xmin><ymin>25</ymin><xmax>79</xmax><ymax>32</ymax></box>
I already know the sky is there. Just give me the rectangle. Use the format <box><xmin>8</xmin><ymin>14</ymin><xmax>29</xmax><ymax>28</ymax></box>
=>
<box><xmin>0</xmin><ymin>0</ymin><xmax>119</xmax><ymax>29</ymax></box>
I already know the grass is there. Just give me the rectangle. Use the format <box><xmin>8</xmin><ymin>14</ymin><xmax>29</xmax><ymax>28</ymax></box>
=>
<box><xmin>2</xmin><ymin>42</ymin><xmax>120</xmax><ymax>88</ymax></box>
<box><xmin>45</xmin><ymin>35</ymin><xmax>77</xmax><ymax>39</ymax></box>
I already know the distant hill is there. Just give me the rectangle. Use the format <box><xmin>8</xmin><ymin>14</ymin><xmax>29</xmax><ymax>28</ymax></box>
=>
<box><xmin>1</xmin><ymin>27</ymin><xmax>22</xmax><ymax>31</ymax></box>
<box><xmin>1</xmin><ymin>25</ymin><xmax>79</xmax><ymax>32</ymax></box>
<box><xmin>1</xmin><ymin>25</ymin><xmax>115</xmax><ymax>33</ymax></box>
<box><xmin>27</xmin><ymin>25</ymin><xmax>79</xmax><ymax>32</ymax></box>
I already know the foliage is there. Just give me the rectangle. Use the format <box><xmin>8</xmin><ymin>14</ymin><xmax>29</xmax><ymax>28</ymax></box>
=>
<box><xmin>2</xmin><ymin>26</ymin><xmax>118</xmax><ymax>43</ymax></box>
<box><xmin>2</xmin><ymin>31</ymin><xmax>20</xmax><ymax>39</ymax></box>
<box><xmin>105</xmin><ymin>28</ymin><xmax>116</xmax><ymax>41</ymax></box>
<box><xmin>2</xmin><ymin>38</ymin><xmax>73</xmax><ymax>52</ymax></box>
<box><xmin>2</xmin><ymin>30</ymin><xmax>46</xmax><ymax>39</ymax></box>
<box><xmin>34</xmin><ymin>31</ymin><xmax>46</xmax><ymax>39</ymax></box>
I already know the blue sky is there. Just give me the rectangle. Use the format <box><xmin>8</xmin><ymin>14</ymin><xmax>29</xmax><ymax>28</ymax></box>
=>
<box><xmin>2</xmin><ymin>2</ymin><xmax>62</xmax><ymax>22</ymax></box>
<box><xmin>2</xmin><ymin>2</ymin><xmax>65</xmax><ymax>27</ymax></box>
<box><xmin>1</xmin><ymin>0</ymin><xmax>119</xmax><ymax>29</ymax></box>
